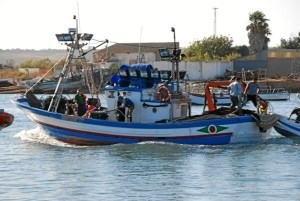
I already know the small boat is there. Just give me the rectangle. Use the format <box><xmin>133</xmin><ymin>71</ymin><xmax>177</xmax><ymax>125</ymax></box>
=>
<box><xmin>12</xmin><ymin>22</ymin><xmax>280</xmax><ymax>146</ymax></box>
<box><xmin>258</xmin><ymin>87</ymin><xmax>290</xmax><ymax>101</ymax></box>
<box><xmin>189</xmin><ymin>82</ymin><xmax>231</xmax><ymax>105</ymax></box>
<box><xmin>189</xmin><ymin>92</ymin><xmax>231</xmax><ymax>105</ymax></box>
<box><xmin>0</xmin><ymin>109</ymin><xmax>14</xmax><ymax>131</ymax></box>
<box><xmin>273</xmin><ymin>108</ymin><xmax>300</xmax><ymax>138</ymax></box>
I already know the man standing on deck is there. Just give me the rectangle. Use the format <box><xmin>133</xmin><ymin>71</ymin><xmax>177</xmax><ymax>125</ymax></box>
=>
<box><xmin>74</xmin><ymin>89</ymin><xmax>87</xmax><ymax>116</ymax></box>
<box><xmin>122</xmin><ymin>92</ymin><xmax>135</xmax><ymax>122</ymax></box>
<box><xmin>228</xmin><ymin>77</ymin><xmax>243</xmax><ymax>110</ymax></box>
<box><xmin>244</xmin><ymin>77</ymin><xmax>260</xmax><ymax>107</ymax></box>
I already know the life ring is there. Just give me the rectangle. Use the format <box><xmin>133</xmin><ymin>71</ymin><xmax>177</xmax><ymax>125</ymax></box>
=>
<box><xmin>157</xmin><ymin>85</ymin><xmax>171</xmax><ymax>102</ymax></box>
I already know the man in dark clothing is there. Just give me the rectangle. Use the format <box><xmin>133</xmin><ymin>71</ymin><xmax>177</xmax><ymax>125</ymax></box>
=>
<box><xmin>74</xmin><ymin>89</ymin><xmax>87</xmax><ymax>116</ymax></box>
<box><xmin>123</xmin><ymin>96</ymin><xmax>135</xmax><ymax>122</ymax></box>
<box><xmin>115</xmin><ymin>95</ymin><xmax>125</xmax><ymax>122</ymax></box>
<box><xmin>118</xmin><ymin>92</ymin><xmax>135</xmax><ymax>122</ymax></box>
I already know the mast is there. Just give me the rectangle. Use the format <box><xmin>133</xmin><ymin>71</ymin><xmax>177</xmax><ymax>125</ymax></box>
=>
<box><xmin>48</xmin><ymin>15</ymin><xmax>94</xmax><ymax>113</ymax></box>
<box><xmin>171</xmin><ymin>27</ymin><xmax>180</xmax><ymax>93</ymax></box>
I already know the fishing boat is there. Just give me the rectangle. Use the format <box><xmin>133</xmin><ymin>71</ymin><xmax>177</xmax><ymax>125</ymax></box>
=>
<box><xmin>12</xmin><ymin>23</ymin><xmax>279</xmax><ymax>146</ymax></box>
<box><xmin>273</xmin><ymin>108</ymin><xmax>300</xmax><ymax>138</ymax></box>
<box><xmin>0</xmin><ymin>109</ymin><xmax>14</xmax><ymax>131</ymax></box>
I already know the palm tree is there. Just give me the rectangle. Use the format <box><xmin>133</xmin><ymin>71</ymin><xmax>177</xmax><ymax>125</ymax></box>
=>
<box><xmin>246</xmin><ymin>11</ymin><xmax>271</xmax><ymax>53</ymax></box>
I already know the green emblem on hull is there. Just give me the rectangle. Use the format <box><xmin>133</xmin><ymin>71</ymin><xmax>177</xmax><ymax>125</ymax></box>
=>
<box><xmin>197</xmin><ymin>125</ymin><xmax>228</xmax><ymax>134</ymax></box>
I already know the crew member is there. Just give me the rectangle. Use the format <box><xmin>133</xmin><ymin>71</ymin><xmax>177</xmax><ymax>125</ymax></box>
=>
<box><xmin>228</xmin><ymin>77</ymin><xmax>243</xmax><ymax>110</ymax></box>
<box><xmin>122</xmin><ymin>92</ymin><xmax>135</xmax><ymax>122</ymax></box>
<box><xmin>115</xmin><ymin>94</ymin><xmax>125</xmax><ymax>122</ymax></box>
<box><xmin>244</xmin><ymin>77</ymin><xmax>260</xmax><ymax>107</ymax></box>
<box><xmin>74</xmin><ymin>89</ymin><xmax>87</xmax><ymax>116</ymax></box>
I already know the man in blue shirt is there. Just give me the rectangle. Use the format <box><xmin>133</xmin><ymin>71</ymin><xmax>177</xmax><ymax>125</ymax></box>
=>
<box><xmin>228</xmin><ymin>77</ymin><xmax>243</xmax><ymax>110</ymax></box>
<box><xmin>117</xmin><ymin>92</ymin><xmax>135</xmax><ymax>122</ymax></box>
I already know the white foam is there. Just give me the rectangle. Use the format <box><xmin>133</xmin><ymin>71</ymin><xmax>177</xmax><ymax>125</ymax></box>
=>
<box><xmin>14</xmin><ymin>127</ymin><xmax>75</xmax><ymax>147</ymax></box>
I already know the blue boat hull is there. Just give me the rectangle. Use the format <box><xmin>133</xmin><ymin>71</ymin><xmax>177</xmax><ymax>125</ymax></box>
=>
<box><xmin>274</xmin><ymin>114</ymin><xmax>300</xmax><ymax>138</ymax></box>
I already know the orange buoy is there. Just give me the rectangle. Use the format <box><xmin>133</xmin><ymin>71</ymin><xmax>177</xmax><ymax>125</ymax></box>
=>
<box><xmin>157</xmin><ymin>85</ymin><xmax>171</xmax><ymax>102</ymax></box>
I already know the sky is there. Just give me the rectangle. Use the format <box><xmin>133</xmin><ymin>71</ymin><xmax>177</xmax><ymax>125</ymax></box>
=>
<box><xmin>0</xmin><ymin>0</ymin><xmax>299</xmax><ymax>50</ymax></box>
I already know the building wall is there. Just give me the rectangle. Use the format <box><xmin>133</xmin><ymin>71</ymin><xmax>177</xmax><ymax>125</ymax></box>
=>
<box><xmin>234</xmin><ymin>51</ymin><xmax>267</xmax><ymax>72</ymax></box>
<box><xmin>267</xmin><ymin>49</ymin><xmax>300</xmax><ymax>76</ymax></box>
<box><xmin>234</xmin><ymin>60</ymin><xmax>267</xmax><ymax>72</ymax></box>
<box><xmin>234</xmin><ymin>49</ymin><xmax>300</xmax><ymax>77</ymax></box>
<box><xmin>267</xmin><ymin>58</ymin><xmax>293</xmax><ymax>76</ymax></box>
<box><xmin>153</xmin><ymin>61</ymin><xmax>233</xmax><ymax>81</ymax></box>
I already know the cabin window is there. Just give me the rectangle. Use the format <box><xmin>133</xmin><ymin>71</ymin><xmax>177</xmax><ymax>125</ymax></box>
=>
<box><xmin>140</xmin><ymin>70</ymin><xmax>148</xmax><ymax>78</ymax></box>
<box><xmin>151</xmin><ymin>71</ymin><xmax>159</xmax><ymax>78</ymax></box>
<box><xmin>119</xmin><ymin>70</ymin><xmax>127</xmax><ymax>76</ymax></box>
<box><xmin>129</xmin><ymin>70</ymin><xmax>137</xmax><ymax>77</ymax></box>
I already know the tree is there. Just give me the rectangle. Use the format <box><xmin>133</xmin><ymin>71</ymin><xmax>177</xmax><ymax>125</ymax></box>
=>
<box><xmin>233</xmin><ymin>45</ymin><xmax>250</xmax><ymax>57</ymax></box>
<box><xmin>183</xmin><ymin>35</ymin><xmax>240</xmax><ymax>61</ymax></box>
<box><xmin>279</xmin><ymin>32</ymin><xmax>300</xmax><ymax>49</ymax></box>
<box><xmin>246</xmin><ymin>11</ymin><xmax>271</xmax><ymax>53</ymax></box>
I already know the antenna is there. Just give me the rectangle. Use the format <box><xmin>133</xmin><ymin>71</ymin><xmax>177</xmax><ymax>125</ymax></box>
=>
<box><xmin>137</xmin><ymin>27</ymin><xmax>143</xmax><ymax>63</ymax></box>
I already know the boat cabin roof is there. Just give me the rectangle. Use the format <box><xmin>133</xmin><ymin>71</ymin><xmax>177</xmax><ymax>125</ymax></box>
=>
<box><xmin>108</xmin><ymin>64</ymin><xmax>186</xmax><ymax>89</ymax></box>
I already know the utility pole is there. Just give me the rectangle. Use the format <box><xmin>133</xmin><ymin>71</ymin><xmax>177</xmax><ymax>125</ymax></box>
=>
<box><xmin>213</xmin><ymin>7</ymin><xmax>218</xmax><ymax>36</ymax></box>
<box><xmin>171</xmin><ymin>27</ymin><xmax>180</xmax><ymax>93</ymax></box>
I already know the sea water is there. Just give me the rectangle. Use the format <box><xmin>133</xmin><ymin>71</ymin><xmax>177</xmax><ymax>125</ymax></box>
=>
<box><xmin>0</xmin><ymin>94</ymin><xmax>300</xmax><ymax>201</ymax></box>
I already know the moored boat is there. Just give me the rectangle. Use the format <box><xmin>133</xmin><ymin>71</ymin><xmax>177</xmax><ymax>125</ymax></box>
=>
<box><xmin>27</xmin><ymin>78</ymin><xmax>84</xmax><ymax>93</ymax></box>
<box><xmin>0</xmin><ymin>109</ymin><xmax>14</xmax><ymax>131</ymax></box>
<box><xmin>188</xmin><ymin>82</ymin><xmax>231</xmax><ymax>105</ymax></box>
<box><xmin>258</xmin><ymin>87</ymin><xmax>290</xmax><ymax>101</ymax></box>
<box><xmin>12</xmin><ymin>22</ymin><xmax>280</xmax><ymax>146</ymax></box>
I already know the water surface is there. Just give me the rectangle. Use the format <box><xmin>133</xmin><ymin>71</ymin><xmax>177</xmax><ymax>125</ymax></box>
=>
<box><xmin>1</xmin><ymin>94</ymin><xmax>300</xmax><ymax>201</ymax></box>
